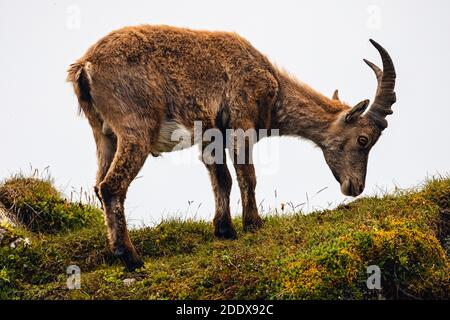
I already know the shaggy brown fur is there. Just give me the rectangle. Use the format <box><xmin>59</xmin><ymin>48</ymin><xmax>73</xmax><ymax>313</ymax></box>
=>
<box><xmin>67</xmin><ymin>25</ymin><xmax>396</xmax><ymax>271</ymax></box>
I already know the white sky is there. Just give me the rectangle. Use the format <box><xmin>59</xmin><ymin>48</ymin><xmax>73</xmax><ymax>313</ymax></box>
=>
<box><xmin>1</xmin><ymin>0</ymin><xmax>449</xmax><ymax>227</ymax></box>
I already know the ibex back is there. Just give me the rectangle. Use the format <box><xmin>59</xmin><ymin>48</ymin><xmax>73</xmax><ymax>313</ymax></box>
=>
<box><xmin>67</xmin><ymin>25</ymin><xmax>396</xmax><ymax>271</ymax></box>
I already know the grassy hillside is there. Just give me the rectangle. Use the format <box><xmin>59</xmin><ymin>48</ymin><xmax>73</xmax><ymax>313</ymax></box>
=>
<box><xmin>0</xmin><ymin>175</ymin><xmax>449</xmax><ymax>300</ymax></box>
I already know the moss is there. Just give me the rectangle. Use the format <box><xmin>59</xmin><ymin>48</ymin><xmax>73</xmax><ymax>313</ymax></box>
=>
<box><xmin>0</xmin><ymin>177</ymin><xmax>103</xmax><ymax>234</ymax></box>
<box><xmin>278</xmin><ymin>224</ymin><xmax>449</xmax><ymax>299</ymax></box>
<box><xmin>1</xmin><ymin>176</ymin><xmax>449</xmax><ymax>300</ymax></box>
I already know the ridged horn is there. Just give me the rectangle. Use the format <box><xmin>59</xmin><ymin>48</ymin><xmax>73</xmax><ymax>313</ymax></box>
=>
<box><xmin>363</xmin><ymin>39</ymin><xmax>397</xmax><ymax>130</ymax></box>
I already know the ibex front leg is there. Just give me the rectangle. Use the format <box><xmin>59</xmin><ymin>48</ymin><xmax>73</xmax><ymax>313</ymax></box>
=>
<box><xmin>202</xmin><ymin>143</ymin><xmax>237</xmax><ymax>239</ymax></box>
<box><xmin>231</xmin><ymin>127</ymin><xmax>263</xmax><ymax>232</ymax></box>
<box><xmin>99</xmin><ymin>137</ymin><xmax>148</xmax><ymax>271</ymax></box>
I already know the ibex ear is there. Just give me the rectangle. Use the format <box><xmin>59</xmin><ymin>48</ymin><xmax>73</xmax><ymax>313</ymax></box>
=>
<box><xmin>332</xmin><ymin>89</ymin><xmax>340</xmax><ymax>101</ymax></box>
<box><xmin>345</xmin><ymin>100</ymin><xmax>370</xmax><ymax>123</ymax></box>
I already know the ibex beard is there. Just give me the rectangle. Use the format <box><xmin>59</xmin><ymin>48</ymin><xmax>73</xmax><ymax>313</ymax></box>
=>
<box><xmin>67</xmin><ymin>25</ymin><xmax>396</xmax><ymax>271</ymax></box>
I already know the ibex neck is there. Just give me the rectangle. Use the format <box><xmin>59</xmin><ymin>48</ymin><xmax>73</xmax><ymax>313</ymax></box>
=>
<box><xmin>272</xmin><ymin>72</ymin><xmax>346</xmax><ymax>147</ymax></box>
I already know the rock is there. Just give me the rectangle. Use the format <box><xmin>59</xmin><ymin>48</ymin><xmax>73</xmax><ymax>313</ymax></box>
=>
<box><xmin>0</xmin><ymin>201</ymin><xmax>17</xmax><ymax>226</ymax></box>
<box><xmin>0</xmin><ymin>227</ymin><xmax>6</xmax><ymax>242</ymax></box>
<box><xmin>0</xmin><ymin>202</ymin><xmax>30</xmax><ymax>248</ymax></box>
<box><xmin>123</xmin><ymin>278</ymin><xmax>136</xmax><ymax>286</ymax></box>
<box><xmin>440</xmin><ymin>209</ymin><xmax>450</xmax><ymax>256</ymax></box>
<box><xmin>9</xmin><ymin>237</ymin><xmax>30</xmax><ymax>248</ymax></box>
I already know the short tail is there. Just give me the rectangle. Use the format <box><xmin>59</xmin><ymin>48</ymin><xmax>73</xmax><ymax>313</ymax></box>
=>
<box><xmin>67</xmin><ymin>61</ymin><xmax>92</xmax><ymax>116</ymax></box>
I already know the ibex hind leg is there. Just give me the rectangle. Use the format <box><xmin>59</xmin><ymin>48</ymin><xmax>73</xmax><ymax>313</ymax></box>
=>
<box><xmin>98</xmin><ymin>136</ymin><xmax>149</xmax><ymax>271</ymax></box>
<box><xmin>75</xmin><ymin>98</ymin><xmax>117</xmax><ymax>207</ymax></box>
<box><xmin>94</xmin><ymin>130</ymin><xmax>117</xmax><ymax>207</ymax></box>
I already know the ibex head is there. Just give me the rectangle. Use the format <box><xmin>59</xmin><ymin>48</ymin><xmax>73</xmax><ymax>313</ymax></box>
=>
<box><xmin>322</xmin><ymin>39</ymin><xmax>397</xmax><ymax>197</ymax></box>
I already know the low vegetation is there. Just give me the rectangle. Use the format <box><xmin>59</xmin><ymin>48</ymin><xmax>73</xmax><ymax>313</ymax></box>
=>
<box><xmin>0</xmin><ymin>175</ymin><xmax>449</xmax><ymax>300</ymax></box>
<box><xmin>0</xmin><ymin>176</ymin><xmax>102</xmax><ymax>234</ymax></box>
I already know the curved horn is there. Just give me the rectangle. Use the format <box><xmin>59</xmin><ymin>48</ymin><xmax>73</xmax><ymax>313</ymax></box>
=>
<box><xmin>363</xmin><ymin>39</ymin><xmax>397</xmax><ymax>130</ymax></box>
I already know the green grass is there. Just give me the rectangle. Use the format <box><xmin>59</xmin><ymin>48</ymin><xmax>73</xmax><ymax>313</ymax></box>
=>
<box><xmin>0</xmin><ymin>175</ymin><xmax>449</xmax><ymax>300</ymax></box>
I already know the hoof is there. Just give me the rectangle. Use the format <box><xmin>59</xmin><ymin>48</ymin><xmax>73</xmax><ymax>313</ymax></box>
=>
<box><xmin>115</xmin><ymin>248</ymin><xmax>144</xmax><ymax>272</ymax></box>
<box><xmin>214</xmin><ymin>225</ymin><xmax>238</xmax><ymax>240</ymax></box>
<box><xmin>244</xmin><ymin>216</ymin><xmax>263</xmax><ymax>232</ymax></box>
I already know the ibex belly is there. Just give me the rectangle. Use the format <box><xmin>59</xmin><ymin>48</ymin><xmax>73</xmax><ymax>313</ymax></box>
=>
<box><xmin>151</xmin><ymin>121</ymin><xmax>194</xmax><ymax>156</ymax></box>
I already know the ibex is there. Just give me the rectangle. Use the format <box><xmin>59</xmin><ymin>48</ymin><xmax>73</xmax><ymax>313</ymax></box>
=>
<box><xmin>67</xmin><ymin>25</ymin><xmax>396</xmax><ymax>271</ymax></box>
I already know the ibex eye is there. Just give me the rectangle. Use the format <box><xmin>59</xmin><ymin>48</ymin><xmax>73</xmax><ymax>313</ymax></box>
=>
<box><xmin>358</xmin><ymin>136</ymin><xmax>369</xmax><ymax>147</ymax></box>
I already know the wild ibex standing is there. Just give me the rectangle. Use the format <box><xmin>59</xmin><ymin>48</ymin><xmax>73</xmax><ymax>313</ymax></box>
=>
<box><xmin>67</xmin><ymin>25</ymin><xmax>396</xmax><ymax>271</ymax></box>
